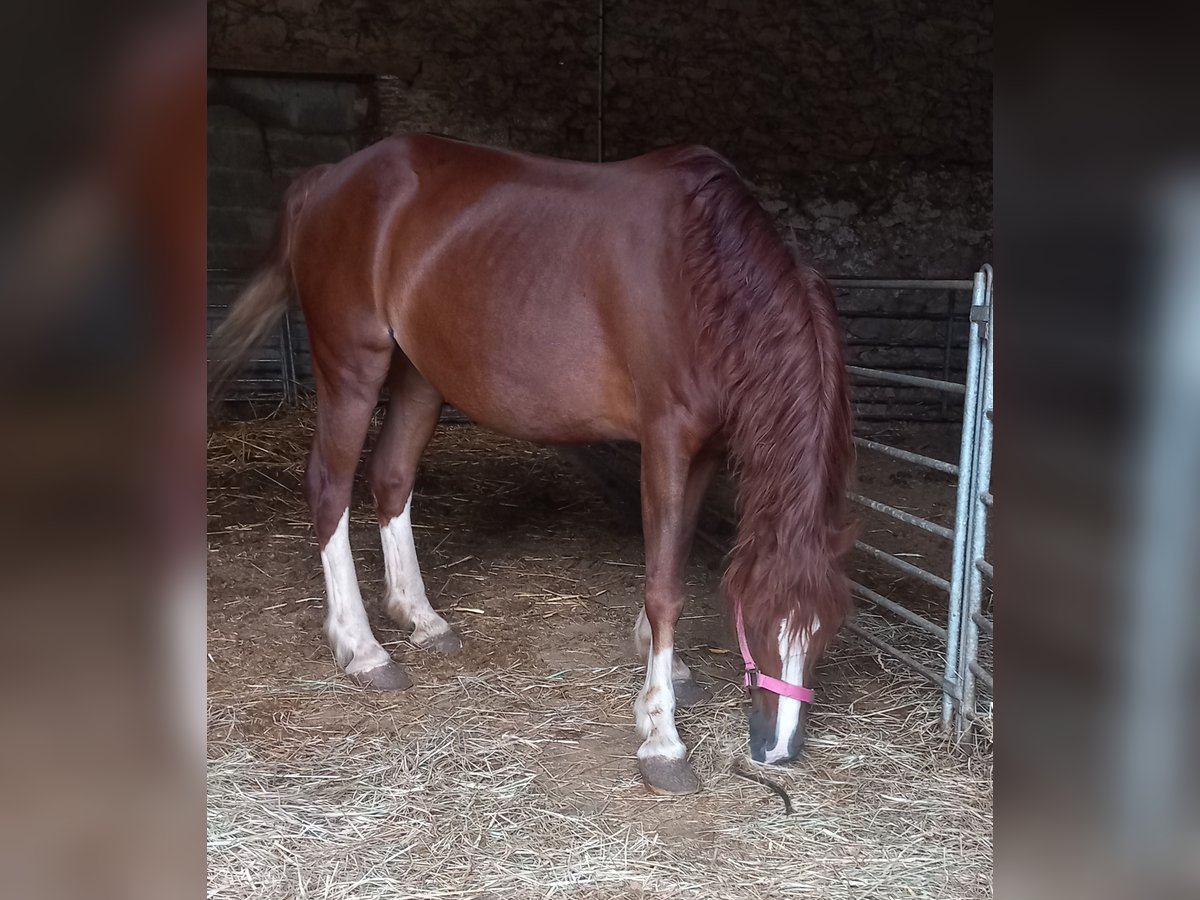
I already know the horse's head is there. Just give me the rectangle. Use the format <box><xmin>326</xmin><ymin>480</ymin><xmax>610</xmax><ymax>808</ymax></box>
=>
<box><xmin>733</xmin><ymin>526</ymin><xmax>854</xmax><ymax>765</ymax></box>
<box><xmin>738</xmin><ymin>608</ymin><xmax>839</xmax><ymax>765</ymax></box>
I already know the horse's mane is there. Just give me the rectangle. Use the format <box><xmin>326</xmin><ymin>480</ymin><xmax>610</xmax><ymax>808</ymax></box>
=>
<box><xmin>671</xmin><ymin>147</ymin><xmax>855</xmax><ymax>656</ymax></box>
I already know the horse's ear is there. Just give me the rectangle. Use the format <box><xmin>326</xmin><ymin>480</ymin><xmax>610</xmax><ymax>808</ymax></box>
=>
<box><xmin>831</xmin><ymin>522</ymin><xmax>859</xmax><ymax>559</ymax></box>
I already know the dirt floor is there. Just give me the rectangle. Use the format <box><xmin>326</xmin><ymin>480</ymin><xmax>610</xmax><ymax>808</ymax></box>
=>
<box><xmin>207</xmin><ymin>408</ymin><xmax>992</xmax><ymax>899</ymax></box>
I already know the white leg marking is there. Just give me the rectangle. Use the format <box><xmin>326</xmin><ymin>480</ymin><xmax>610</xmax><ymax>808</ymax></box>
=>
<box><xmin>762</xmin><ymin>620</ymin><xmax>812</xmax><ymax>764</ymax></box>
<box><xmin>634</xmin><ymin>607</ymin><xmax>690</xmax><ymax>680</ymax></box>
<box><xmin>381</xmin><ymin>493</ymin><xmax>452</xmax><ymax>645</ymax></box>
<box><xmin>322</xmin><ymin>508</ymin><xmax>391</xmax><ymax>674</ymax></box>
<box><xmin>634</xmin><ymin>645</ymin><xmax>687</xmax><ymax>761</ymax></box>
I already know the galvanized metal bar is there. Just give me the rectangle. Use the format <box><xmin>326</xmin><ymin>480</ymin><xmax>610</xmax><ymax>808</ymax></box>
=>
<box><xmin>854</xmin><ymin>540</ymin><xmax>951</xmax><ymax>592</ymax></box>
<box><xmin>958</xmin><ymin>706</ymin><xmax>991</xmax><ymax>724</ymax></box>
<box><xmin>828</xmin><ymin>278</ymin><xmax>974</xmax><ymax>290</ymax></box>
<box><xmin>972</xmin><ymin>611</ymin><xmax>993</xmax><ymax>636</ymax></box>
<box><xmin>845</xmin><ymin>622</ymin><xmax>959</xmax><ymax>697</ymax></box>
<box><xmin>849</xmin><ymin>579</ymin><xmax>947</xmax><ymax>640</ymax></box>
<box><xmin>847</xmin><ymin>366</ymin><xmax>967</xmax><ymax>395</ymax></box>
<box><xmin>942</xmin><ymin>268</ymin><xmax>989</xmax><ymax>728</ymax></box>
<box><xmin>856</xmin><ymin>412</ymin><xmax>962</xmax><ymax>424</ymax></box>
<box><xmin>976</xmin><ymin>558</ymin><xmax>993</xmax><ymax>580</ymax></box>
<box><xmin>280</xmin><ymin>311</ymin><xmax>297</xmax><ymax>404</ymax></box>
<box><xmin>853</xmin><ymin>436</ymin><xmax>959</xmax><ymax>476</ymax></box>
<box><xmin>969</xmin><ymin>661</ymin><xmax>993</xmax><ymax>691</ymax></box>
<box><xmin>941</xmin><ymin>291</ymin><xmax>956</xmax><ymax>419</ymax></box>
<box><xmin>847</xmin><ymin>338</ymin><xmax>969</xmax><ymax>350</ymax></box>
<box><xmin>841</xmin><ymin>310</ymin><xmax>973</xmax><ymax>323</ymax></box>
<box><xmin>849</xmin><ymin>493</ymin><xmax>954</xmax><ymax>540</ymax></box>
<box><xmin>957</xmin><ymin>265</ymin><xmax>994</xmax><ymax>735</ymax></box>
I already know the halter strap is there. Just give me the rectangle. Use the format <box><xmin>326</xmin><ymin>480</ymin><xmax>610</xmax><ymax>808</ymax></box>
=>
<box><xmin>735</xmin><ymin>605</ymin><xmax>814</xmax><ymax>704</ymax></box>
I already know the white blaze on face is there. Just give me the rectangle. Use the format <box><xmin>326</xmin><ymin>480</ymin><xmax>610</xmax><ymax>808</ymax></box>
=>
<box><xmin>321</xmin><ymin>508</ymin><xmax>391</xmax><ymax>674</ymax></box>
<box><xmin>379</xmin><ymin>493</ymin><xmax>451</xmax><ymax>644</ymax></box>
<box><xmin>762</xmin><ymin>618</ymin><xmax>814</xmax><ymax>764</ymax></box>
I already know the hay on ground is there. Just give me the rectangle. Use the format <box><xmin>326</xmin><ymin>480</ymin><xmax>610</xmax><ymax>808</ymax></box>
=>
<box><xmin>208</xmin><ymin>408</ymin><xmax>992</xmax><ymax>899</ymax></box>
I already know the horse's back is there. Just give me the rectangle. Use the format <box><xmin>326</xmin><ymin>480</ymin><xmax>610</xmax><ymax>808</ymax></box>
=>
<box><xmin>291</xmin><ymin>135</ymin><xmax>720</xmax><ymax>443</ymax></box>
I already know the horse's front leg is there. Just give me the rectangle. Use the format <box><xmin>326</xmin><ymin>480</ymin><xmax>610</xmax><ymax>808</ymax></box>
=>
<box><xmin>633</xmin><ymin>449</ymin><xmax>719</xmax><ymax>710</ymax></box>
<box><xmin>634</xmin><ymin>433</ymin><xmax>707</xmax><ymax>794</ymax></box>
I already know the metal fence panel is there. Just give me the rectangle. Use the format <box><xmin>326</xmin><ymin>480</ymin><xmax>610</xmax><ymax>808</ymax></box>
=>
<box><xmin>824</xmin><ymin>270</ymin><xmax>995</xmax><ymax>738</ymax></box>
<box><xmin>950</xmin><ymin>265</ymin><xmax>994</xmax><ymax>735</ymax></box>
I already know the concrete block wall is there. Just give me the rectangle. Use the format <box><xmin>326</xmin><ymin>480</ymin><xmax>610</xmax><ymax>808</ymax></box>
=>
<box><xmin>207</xmin><ymin>73</ymin><xmax>370</xmax><ymax>393</ymax></box>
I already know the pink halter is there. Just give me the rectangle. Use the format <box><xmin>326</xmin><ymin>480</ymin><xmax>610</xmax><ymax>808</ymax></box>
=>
<box><xmin>735</xmin><ymin>605</ymin><xmax>815</xmax><ymax>704</ymax></box>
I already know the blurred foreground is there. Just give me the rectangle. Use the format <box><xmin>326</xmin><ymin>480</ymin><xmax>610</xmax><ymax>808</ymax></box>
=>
<box><xmin>0</xmin><ymin>4</ymin><xmax>204</xmax><ymax>900</ymax></box>
<box><xmin>0</xmin><ymin>2</ymin><xmax>1194</xmax><ymax>898</ymax></box>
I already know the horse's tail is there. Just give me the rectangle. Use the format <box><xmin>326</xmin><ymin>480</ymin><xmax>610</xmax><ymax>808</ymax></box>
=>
<box><xmin>207</xmin><ymin>165</ymin><xmax>329</xmax><ymax>405</ymax></box>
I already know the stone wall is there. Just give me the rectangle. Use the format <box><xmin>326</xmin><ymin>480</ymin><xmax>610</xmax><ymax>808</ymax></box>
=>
<box><xmin>209</xmin><ymin>1</ymin><xmax>992</xmax><ymax>265</ymax></box>
<box><xmin>209</xmin><ymin>1</ymin><xmax>598</xmax><ymax>157</ymax></box>
<box><xmin>207</xmin><ymin>73</ymin><xmax>372</xmax><ymax>393</ymax></box>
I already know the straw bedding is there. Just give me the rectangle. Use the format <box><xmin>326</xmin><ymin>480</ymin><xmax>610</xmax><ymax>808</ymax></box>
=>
<box><xmin>207</xmin><ymin>407</ymin><xmax>992</xmax><ymax>899</ymax></box>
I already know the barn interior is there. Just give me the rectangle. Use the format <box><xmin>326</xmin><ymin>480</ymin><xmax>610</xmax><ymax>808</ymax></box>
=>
<box><xmin>207</xmin><ymin>3</ymin><xmax>993</xmax><ymax>897</ymax></box>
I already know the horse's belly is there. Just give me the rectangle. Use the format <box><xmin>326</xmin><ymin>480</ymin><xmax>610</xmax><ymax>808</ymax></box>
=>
<box><xmin>400</xmin><ymin>320</ymin><xmax>640</xmax><ymax>445</ymax></box>
<box><xmin>452</xmin><ymin>397</ymin><xmax>635</xmax><ymax>445</ymax></box>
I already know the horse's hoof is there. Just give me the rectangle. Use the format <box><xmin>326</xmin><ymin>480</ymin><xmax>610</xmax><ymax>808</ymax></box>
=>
<box><xmin>639</xmin><ymin>756</ymin><xmax>701</xmax><ymax>795</ymax></box>
<box><xmin>414</xmin><ymin>627</ymin><xmax>463</xmax><ymax>655</ymax></box>
<box><xmin>673</xmin><ymin>677</ymin><xmax>710</xmax><ymax>708</ymax></box>
<box><xmin>349</xmin><ymin>660</ymin><xmax>413</xmax><ymax>691</ymax></box>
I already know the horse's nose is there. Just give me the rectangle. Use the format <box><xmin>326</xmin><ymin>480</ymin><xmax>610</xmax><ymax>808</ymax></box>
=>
<box><xmin>747</xmin><ymin>706</ymin><xmax>806</xmax><ymax>765</ymax></box>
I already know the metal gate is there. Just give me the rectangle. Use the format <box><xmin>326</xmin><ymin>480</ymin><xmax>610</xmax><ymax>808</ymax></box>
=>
<box><xmin>834</xmin><ymin>266</ymin><xmax>993</xmax><ymax>737</ymax></box>
<box><xmin>207</xmin><ymin>269</ymin><xmax>305</xmax><ymax>403</ymax></box>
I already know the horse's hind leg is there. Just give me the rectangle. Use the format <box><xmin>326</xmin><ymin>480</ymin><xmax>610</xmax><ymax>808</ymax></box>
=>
<box><xmin>366</xmin><ymin>353</ymin><xmax>461</xmax><ymax>653</ymax></box>
<box><xmin>633</xmin><ymin>449</ymin><xmax>720</xmax><ymax>708</ymax></box>
<box><xmin>306</xmin><ymin>347</ymin><xmax>411</xmax><ymax>690</ymax></box>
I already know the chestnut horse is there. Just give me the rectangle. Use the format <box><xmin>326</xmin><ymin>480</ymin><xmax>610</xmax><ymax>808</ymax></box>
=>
<box><xmin>211</xmin><ymin>134</ymin><xmax>854</xmax><ymax>793</ymax></box>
